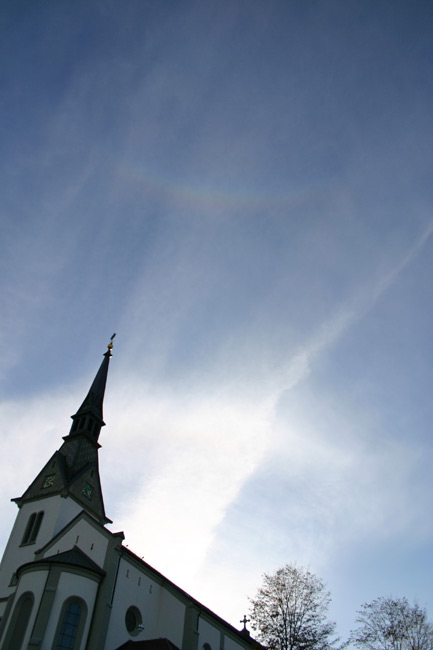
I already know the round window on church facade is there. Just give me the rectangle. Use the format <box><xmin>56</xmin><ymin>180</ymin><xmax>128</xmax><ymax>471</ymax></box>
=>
<box><xmin>125</xmin><ymin>606</ymin><xmax>142</xmax><ymax>636</ymax></box>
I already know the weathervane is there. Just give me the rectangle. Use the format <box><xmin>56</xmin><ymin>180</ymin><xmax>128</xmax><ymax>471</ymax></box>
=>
<box><xmin>107</xmin><ymin>333</ymin><xmax>116</xmax><ymax>352</ymax></box>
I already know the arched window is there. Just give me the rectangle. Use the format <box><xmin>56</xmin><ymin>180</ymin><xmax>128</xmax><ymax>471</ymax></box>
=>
<box><xmin>53</xmin><ymin>598</ymin><xmax>87</xmax><ymax>650</ymax></box>
<box><xmin>21</xmin><ymin>511</ymin><xmax>44</xmax><ymax>545</ymax></box>
<box><xmin>3</xmin><ymin>591</ymin><xmax>34</xmax><ymax>650</ymax></box>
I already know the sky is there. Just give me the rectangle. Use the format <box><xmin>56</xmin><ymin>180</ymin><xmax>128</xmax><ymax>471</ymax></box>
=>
<box><xmin>1</xmin><ymin>0</ymin><xmax>433</xmax><ymax>643</ymax></box>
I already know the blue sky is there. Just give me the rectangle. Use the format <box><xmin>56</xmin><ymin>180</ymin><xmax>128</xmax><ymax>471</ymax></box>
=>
<box><xmin>1</xmin><ymin>0</ymin><xmax>433</xmax><ymax>641</ymax></box>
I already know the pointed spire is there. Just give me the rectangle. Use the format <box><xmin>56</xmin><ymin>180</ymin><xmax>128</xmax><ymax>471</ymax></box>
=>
<box><xmin>68</xmin><ymin>334</ymin><xmax>116</xmax><ymax>441</ymax></box>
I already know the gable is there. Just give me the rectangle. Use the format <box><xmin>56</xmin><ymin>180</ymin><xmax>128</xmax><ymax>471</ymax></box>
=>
<box><xmin>13</xmin><ymin>447</ymin><xmax>110</xmax><ymax>525</ymax></box>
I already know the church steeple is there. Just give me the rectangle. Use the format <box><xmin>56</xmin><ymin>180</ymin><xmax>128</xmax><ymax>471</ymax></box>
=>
<box><xmin>68</xmin><ymin>334</ymin><xmax>115</xmax><ymax>441</ymax></box>
<box><xmin>13</xmin><ymin>337</ymin><xmax>116</xmax><ymax>524</ymax></box>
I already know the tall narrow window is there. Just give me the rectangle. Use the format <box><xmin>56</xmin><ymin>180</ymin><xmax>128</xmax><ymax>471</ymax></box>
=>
<box><xmin>29</xmin><ymin>511</ymin><xmax>44</xmax><ymax>543</ymax></box>
<box><xmin>21</xmin><ymin>511</ymin><xmax>44</xmax><ymax>545</ymax></box>
<box><xmin>3</xmin><ymin>592</ymin><xmax>34</xmax><ymax>650</ymax></box>
<box><xmin>21</xmin><ymin>513</ymin><xmax>36</xmax><ymax>544</ymax></box>
<box><xmin>54</xmin><ymin>599</ymin><xmax>87</xmax><ymax>650</ymax></box>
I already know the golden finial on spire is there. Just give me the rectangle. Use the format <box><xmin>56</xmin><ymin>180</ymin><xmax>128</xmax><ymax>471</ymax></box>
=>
<box><xmin>107</xmin><ymin>332</ymin><xmax>116</xmax><ymax>351</ymax></box>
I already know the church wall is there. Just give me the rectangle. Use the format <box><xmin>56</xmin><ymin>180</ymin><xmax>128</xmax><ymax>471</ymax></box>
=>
<box><xmin>0</xmin><ymin>567</ymin><xmax>48</xmax><ymax>650</ymax></box>
<box><xmin>197</xmin><ymin>616</ymin><xmax>221</xmax><ymax>650</ymax></box>
<box><xmin>104</xmin><ymin>556</ymin><xmax>145</xmax><ymax>648</ymax></box>
<box><xmin>155</xmin><ymin>585</ymin><xmax>185</xmax><ymax>648</ymax></box>
<box><xmin>52</xmin><ymin>495</ymin><xmax>85</xmax><ymax>536</ymax></box>
<box><xmin>0</xmin><ymin>496</ymin><xmax>64</xmax><ymax>595</ymax></box>
<box><xmin>224</xmin><ymin>635</ymin><xmax>252</xmax><ymax>650</ymax></box>
<box><xmin>197</xmin><ymin>614</ymin><xmax>253</xmax><ymax>650</ymax></box>
<box><xmin>39</xmin><ymin>570</ymin><xmax>99</xmax><ymax>650</ymax></box>
<box><xmin>41</xmin><ymin>517</ymin><xmax>109</xmax><ymax>568</ymax></box>
<box><xmin>104</xmin><ymin>555</ymin><xmax>187</xmax><ymax>650</ymax></box>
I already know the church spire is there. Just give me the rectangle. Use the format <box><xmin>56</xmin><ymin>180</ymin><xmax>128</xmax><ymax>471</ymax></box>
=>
<box><xmin>13</xmin><ymin>337</ymin><xmax>116</xmax><ymax>524</ymax></box>
<box><xmin>68</xmin><ymin>334</ymin><xmax>116</xmax><ymax>441</ymax></box>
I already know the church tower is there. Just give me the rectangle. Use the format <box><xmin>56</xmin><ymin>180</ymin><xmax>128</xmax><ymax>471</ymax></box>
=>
<box><xmin>13</xmin><ymin>341</ymin><xmax>113</xmax><ymax>525</ymax></box>
<box><xmin>0</xmin><ymin>340</ymin><xmax>115</xmax><ymax>628</ymax></box>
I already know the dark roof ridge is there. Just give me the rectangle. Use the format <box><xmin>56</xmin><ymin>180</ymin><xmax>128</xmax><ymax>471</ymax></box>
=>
<box><xmin>36</xmin><ymin>545</ymin><xmax>105</xmax><ymax>574</ymax></box>
<box><xmin>17</xmin><ymin>545</ymin><xmax>106</xmax><ymax>580</ymax></box>
<box><xmin>114</xmin><ymin>638</ymin><xmax>180</xmax><ymax>650</ymax></box>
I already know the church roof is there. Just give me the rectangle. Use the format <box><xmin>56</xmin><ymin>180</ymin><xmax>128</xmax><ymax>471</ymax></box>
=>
<box><xmin>20</xmin><ymin>546</ymin><xmax>105</xmax><ymax>577</ymax></box>
<box><xmin>40</xmin><ymin>546</ymin><xmax>105</xmax><ymax>574</ymax></box>
<box><xmin>73</xmin><ymin>348</ymin><xmax>110</xmax><ymax>425</ymax></box>
<box><xmin>114</xmin><ymin>639</ymin><xmax>180</xmax><ymax>650</ymax></box>
<box><xmin>68</xmin><ymin>336</ymin><xmax>115</xmax><ymax>441</ymax></box>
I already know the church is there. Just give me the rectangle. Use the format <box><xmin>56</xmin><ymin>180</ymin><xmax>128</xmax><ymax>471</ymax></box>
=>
<box><xmin>0</xmin><ymin>342</ymin><xmax>260</xmax><ymax>650</ymax></box>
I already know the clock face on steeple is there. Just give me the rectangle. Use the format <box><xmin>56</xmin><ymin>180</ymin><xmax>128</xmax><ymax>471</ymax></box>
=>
<box><xmin>82</xmin><ymin>482</ymin><xmax>94</xmax><ymax>500</ymax></box>
<box><xmin>42</xmin><ymin>474</ymin><xmax>55</xmax><ymax>489</ymax></box>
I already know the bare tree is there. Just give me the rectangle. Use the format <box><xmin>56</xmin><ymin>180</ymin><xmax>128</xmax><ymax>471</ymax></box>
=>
<box><xmin>249</xmin><ymin>563</ymin><xmax>339</xmax><ymax>650</ymax></box>
<box><xmin>350</xmin><ymin>597</ymin><xmax>433</xmax><ymax>650</ymax></box>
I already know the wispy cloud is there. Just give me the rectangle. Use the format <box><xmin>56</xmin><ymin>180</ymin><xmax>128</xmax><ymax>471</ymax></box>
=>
<box><xmin>274</xmin><ymin>218</ymin><xmax>433</xmax><ymax>396</ymax></box>
<box><xmin>1</xmin><ymin>220</ymin><xmax>431</xmax><ymax>630</ymax></box>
